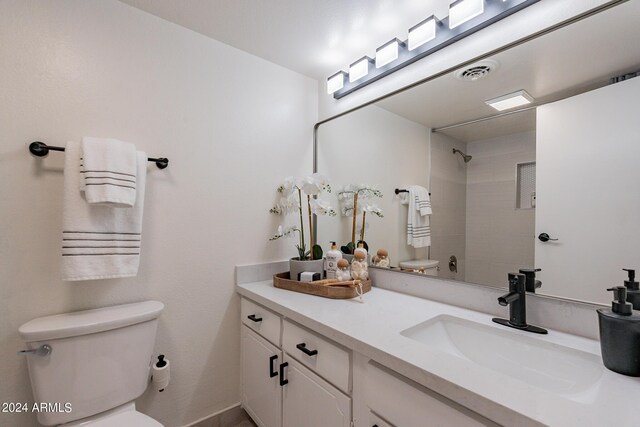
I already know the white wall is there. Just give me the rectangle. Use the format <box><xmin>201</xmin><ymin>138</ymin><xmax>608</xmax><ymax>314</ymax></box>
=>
<box><xmin>429</xmin><ymin>133</ymin><xmax>467</xmax><ymax>281</ymax></box>
<box><xmin>0</xmin><ymin>1</ymin><xmax>317</xmax><ymax>426</ymax></box>
<box><xmin>465</xmin><ymin>131</ymin><xmax>536</xmax><ymax>288</ymax></box>
<box><xmin>536</xmin><ymin>77</ymin><xmax>640</xmax><ymax>304</ymax></box>
<box><xmin>318</xmin><ymin>0</ymin><xmax>612</xmax><ymax>121</ymax></box>
<box><xmin>316</xmin><ymin>106</ymin><xmax>429</xmax><ymax>263</ymax></box>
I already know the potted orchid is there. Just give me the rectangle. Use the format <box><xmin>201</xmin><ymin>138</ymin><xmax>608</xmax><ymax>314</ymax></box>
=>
<box><xmin>270</xmin><ymin>174</ymin><xmax>336</xmax><ymax>280</ymax></box>
<box><xmin>338</xmin><ymin>184</ymin><xmax>383</xmax><ymax>256</ymax></box>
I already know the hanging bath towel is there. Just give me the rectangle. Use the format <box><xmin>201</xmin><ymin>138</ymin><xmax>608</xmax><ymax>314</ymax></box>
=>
<box><xmin>61</xmin><ymin>141</ymin><xmax>147</xmax><ymax>281</ymax></box>
<box><xmin>401</xmin><ymin>185</ymin><xmax>432</xmax><ymax>248</ymax></box>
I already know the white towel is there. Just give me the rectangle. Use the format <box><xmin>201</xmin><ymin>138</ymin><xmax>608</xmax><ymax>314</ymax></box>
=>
<box><xmin>62</xmin><ymin>141</ymin><xmax>147</xmax><ymax>281</ymax></box>
<box><xmin>81</xmin><ymin>137</ymin><xmax>137</xmax><ymax>207</ymax></box>
<box><xmin>401</xmin><ymin>185</ymin><xmax>432</xmax><ymax>248</ymax></box>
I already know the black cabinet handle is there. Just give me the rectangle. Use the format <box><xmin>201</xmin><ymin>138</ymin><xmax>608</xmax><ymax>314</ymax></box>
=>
<box><xmin>296</xmin><ymin>343</ymin><xmax>318</xmax><ymax>356</ymax></box>
<box><xmin>269</xmin><ymin>355</ymin><xmax>278</xmax><ymax>378</ymax></box>
<box><xmin>279</xmin><ymin>362</ymin><xmax>289</xmax><ymax>386</ymax></box>
<box><xmin>247</xmin><ymin>314</ymin><xmax>263</xmax><ymax>322</ymax></box>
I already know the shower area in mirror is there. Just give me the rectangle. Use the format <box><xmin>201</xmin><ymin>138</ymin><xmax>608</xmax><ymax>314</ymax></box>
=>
<box><xmin>429</xmin><ymin>109</ymin><xmax>536</xmax><ymax>286</ymax></box>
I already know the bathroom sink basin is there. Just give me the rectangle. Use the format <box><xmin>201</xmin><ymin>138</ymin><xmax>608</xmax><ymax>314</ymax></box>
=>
<box><xmin>400</xmin><ymin>315</ymin><xmax>603</xmax><ymax>395</ymax></box>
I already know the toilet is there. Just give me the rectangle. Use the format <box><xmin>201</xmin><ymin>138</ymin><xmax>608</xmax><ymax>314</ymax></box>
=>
<box><xmin>18</xmin><ymin>301</ymin><xmax>165</xmax><ymax>426</ymax></box>
<box><xmin>399</xmin><ymin>259</ymin><xmax>439</xmax><ymax>276</ymax></box>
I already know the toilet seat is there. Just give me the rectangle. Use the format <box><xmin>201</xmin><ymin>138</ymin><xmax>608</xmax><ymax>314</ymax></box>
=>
<box><xmin>62</xmin><ymin>403</ymin><xmax>163</xmax><ymax>427</ymax></box>
<box><xmin>399</xmin><ymin>259</ymin><xmax>439</xmax><ymax>270</ymax></box>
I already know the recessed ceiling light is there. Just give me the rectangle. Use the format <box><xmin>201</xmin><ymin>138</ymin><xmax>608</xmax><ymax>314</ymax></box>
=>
<box><xmin>408</xmin><ymin>16</ymin><xmax>438</xmax><ymax>51</ymax></box>
<box><xmin>349</xmin><ymin>56</ymin><xmax>373</xmax><ymax>82</ymax></box>
<box><xmin>485</xmin><ymin>90</ymin><xmax>534</xmax><ymax>111</ymax></box>
<box><xmin>449</xmin><ymin>0</ymin><xmax>485</xmax><ymax>29</ymax></box>
<box><xmin>327</xmin><ymin>71</ymin><xmax>347</xmax><ymax>94</ymax></box>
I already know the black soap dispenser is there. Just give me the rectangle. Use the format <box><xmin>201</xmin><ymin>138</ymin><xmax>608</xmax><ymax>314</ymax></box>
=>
<box><xmin>597</xmin><ymin>286</ymin><xmax>640</xmax><ymax>376</ymax></box>
<box><xmin>623</xmin><ymin>269</ymin><xmax>640</xmax><ymax>310</ymax></box>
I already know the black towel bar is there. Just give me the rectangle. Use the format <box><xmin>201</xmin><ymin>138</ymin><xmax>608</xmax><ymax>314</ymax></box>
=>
<box><xmin>395</xmin><ymin>188</ymin><xmax>431</xmax><ymax>196</ymax></box>
<box><xmin>28</xmin><ymin>141</ymin><xmax>169</xmax><ymax>169</ymax></box>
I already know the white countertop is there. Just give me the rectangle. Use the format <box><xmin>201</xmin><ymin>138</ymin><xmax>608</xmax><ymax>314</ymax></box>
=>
<box><xmin>237</xmin><ymin>281</ymin><xmax>640</xmax><ymax>427</ymax></box>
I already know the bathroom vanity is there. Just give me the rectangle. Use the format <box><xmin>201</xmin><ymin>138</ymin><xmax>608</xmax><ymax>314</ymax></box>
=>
<box><xmin>237</xmin><ymin>268</ymin><xmax>640</xmax><ymax>427</ymax></box>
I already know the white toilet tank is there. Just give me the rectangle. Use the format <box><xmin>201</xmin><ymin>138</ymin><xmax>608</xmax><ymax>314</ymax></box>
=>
<box><xmin>19</xmin><ymin>301</ymin><xmax>164</xmax><ymax>426</ymax></box>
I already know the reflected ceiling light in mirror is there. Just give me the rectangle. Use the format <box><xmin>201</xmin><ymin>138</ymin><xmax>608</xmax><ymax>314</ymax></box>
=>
<box><xmin>376</xmin><ymin>38</ymin><xmax>405</xmax><ymax>68</ymax></box>
<box><xmin>408</xmin><ymin>16</ymin><xmax>438</xmax><ymax>51</ymax></box>
<box><xmin>485</xmin><ymin>89</ymin><xmax>534</xmax><ymax>111</ymax></box>
<box><xmin>327</xmin><ymin>71</ymin><xmax>347</xmax><ymax>94</ymax></box>
<box><xmin>449</xmin><ymin>0</ymin><xmax>485</xmax><ymax>29</ymax></box>
<box><xmin>349</xmin><ymin>56</ymin><xmax>373</xmax><ymax>82</ymax></box>
<box><xmin>328</xmin><ymin>0</ymin><xmax>540</xmax><ymax>99</ymax></box>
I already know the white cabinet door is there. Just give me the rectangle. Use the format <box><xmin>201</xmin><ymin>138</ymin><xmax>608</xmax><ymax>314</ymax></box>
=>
<box><xmin>282</xmin><ymin>355</ymin><xmax>351</xmax><ymax>427</ymax></box>
<box><xmin>241</xmin><ymin>326</ymin><xmax>282</xmax><ymax>427</ymax></box>
<box><xmin>536</xmin><ymin>76</ymin><xmax>640</xmax><ymax>304</ymax></box>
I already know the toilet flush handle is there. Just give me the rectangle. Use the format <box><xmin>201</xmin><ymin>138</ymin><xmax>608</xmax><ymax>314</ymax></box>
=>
<box><xmin>18</xmin><ymin>344</ymin><xmax>51</xmax><ymax>357</ymax></box>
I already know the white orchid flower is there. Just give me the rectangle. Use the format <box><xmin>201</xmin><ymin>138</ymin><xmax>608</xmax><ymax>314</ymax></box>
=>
<box><xmin>309</xmin><ymin>197</ymin><xmax>336</xmax><ymax>216</ymax></box>
<box><xmin>277</xmin><ymin>176</ymin><xmax>297</xmax><ymax>195</ymax></box>
<box><xmin>298</xmin><ymin>175</ymin><xmax>320</xmax><ymax>196</ymax></box>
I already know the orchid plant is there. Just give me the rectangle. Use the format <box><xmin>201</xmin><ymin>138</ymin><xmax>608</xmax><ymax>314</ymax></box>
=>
<box><xmin>270</xmin><ymin>174</ymin><xmax>336</xmax><ymax>260</ymax></box>
<box><xmin>338</xmin><ymin>184</ymin><xmax>383</xmax><ymax>254</ymax></box>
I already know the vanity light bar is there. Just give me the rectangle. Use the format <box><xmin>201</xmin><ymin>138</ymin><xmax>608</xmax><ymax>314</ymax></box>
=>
<box><xmin>449</xmin><ymin>0</ymin><xmax>485</xmax><ymax>29</ymax></box>
<box><xmin>349</xmin><ymin>56</ymin><xmax>374</xmax><ymax>82</ymax></box>
<box><xmin>376</xmin><ymin>38</ymin><xmax>405</xmax><ymax>68</ymax></box>
<box><xmin>408</xmin><ymin>16</ymin><xmax>438</xmax><ymax>51</ymax></box>
<box><xmin>327</xmin><ymin>71</ymin><xmax>347</xmax><ymax>94</ymax></box>
<box><xmin>328</xmin><ymin>0</ymin><xmax>540</xmax><ymax>99</ymax></box>
<box><xmin>485</xmin><ymin>89</ymin><xmax>534</xmax><ymax>111</ymax></box>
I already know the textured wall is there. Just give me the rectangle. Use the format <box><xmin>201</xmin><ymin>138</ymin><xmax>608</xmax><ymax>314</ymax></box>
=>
<box><xmin>465</xmin><ymin>131</ymin><xmax>536</xmax><ymax>288</ymax></box>
<box><xmin>429</xmin><ymin>132</ymin><xmax>467</xmax><ymax>281</ymax></box>
<box><xmin>0</xmin><ymin>1</ymin><xmax>317</xmax><ymax>426</ymax></box>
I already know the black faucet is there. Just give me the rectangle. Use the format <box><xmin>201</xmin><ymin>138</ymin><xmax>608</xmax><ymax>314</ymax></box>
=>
<box><xmin>492</xmin><ymin>273</ymin><xmax>548</xmax><ymax>334</ymax></box>
<box><xmin>519</xmin><ymin>268</ymin><xmax>542</xmax><ymax>293</ymax></box>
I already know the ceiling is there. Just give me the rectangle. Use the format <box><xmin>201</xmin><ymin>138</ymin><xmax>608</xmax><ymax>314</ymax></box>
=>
<box><xmin>120</xmin><ymin>1</ymin><xmax>640</xmax><ymax>143</ymax></box>
<box><xmin>118</xmin><ymin>0</ymin><xmax>450</xmax><ymax>81</ymax></box>
<box><xmin>374</xmin><ymin>0</ymin><xmax>640</xmax><ymax>142</ymax></box>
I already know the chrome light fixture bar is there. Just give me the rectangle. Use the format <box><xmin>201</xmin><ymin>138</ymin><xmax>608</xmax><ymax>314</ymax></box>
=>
<box><xmin>329</xmin><ymin>0</ymin><xmax>540</xmax><ymax>99</ymax></box>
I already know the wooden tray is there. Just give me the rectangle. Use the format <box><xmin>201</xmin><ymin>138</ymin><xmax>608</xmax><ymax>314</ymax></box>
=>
<box><xmin>273</xmin><ymin>272</ymin><xmax>371</xmax><ymax>299</ymax></box>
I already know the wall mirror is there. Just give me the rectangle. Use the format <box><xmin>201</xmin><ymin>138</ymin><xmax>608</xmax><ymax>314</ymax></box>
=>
<box><xmin>316</xmin><ymin>0</ymin><xmax>640</xmax><ymax>305</ymax></box>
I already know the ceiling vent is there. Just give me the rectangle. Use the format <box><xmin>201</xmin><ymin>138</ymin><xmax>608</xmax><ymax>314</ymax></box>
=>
<box><xmin>454</xmin><ymin>59</ymin><xmax>499</xmax><ymax>82</ymax></box>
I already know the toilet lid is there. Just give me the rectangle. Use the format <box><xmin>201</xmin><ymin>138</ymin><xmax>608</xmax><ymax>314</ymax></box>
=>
<box><xmin>77</xmin><ymin>410</ymin><xmax>163</xmax><ymax>427</ymax></box>
<box><xmin>399</xmin><ymin>259</ymin><xmax>439</xmax><ymax>269</ymax></box>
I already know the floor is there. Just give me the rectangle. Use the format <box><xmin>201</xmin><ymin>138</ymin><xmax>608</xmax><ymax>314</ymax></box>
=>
<box><xmin>193</xmin><ymin>407</ymin><xmax>257</xmax><ymax>427</ymax></box>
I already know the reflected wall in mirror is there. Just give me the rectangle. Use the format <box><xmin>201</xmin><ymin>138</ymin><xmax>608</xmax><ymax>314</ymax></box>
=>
<box><xmin>316</xmin><ymin>1</ymin><xmax>640</xmax><ymax>305</ymax></box>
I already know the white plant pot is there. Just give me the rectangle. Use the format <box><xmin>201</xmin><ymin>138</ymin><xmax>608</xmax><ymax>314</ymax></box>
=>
<box><xmin>289</xmin><ymin>258</ymin><xmax>325</xmax><ymax>281</ymax></box>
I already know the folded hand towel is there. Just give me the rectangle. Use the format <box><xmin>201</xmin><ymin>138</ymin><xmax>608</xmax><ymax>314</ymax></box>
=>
<box><xmin>62</xmin><ymin>141</ymin><xmax>147</xmax><ymax>281</ymax></box>
<box><xmin>81</xmin><ymin>137</ymin><xmax>137</xmax><ymax>207</ymax></box>
<box><xmin>411</xmin><ymin>185</ymin><xmax>432</xmax><ymax>216</ymax></box>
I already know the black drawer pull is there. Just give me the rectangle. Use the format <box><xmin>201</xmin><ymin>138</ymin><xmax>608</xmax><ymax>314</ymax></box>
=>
<box><xmin>296</xmin><ymin>343</ymin><xmax>318</xmax><ymax>356</ymax></box>
<box><xmin>269</xmin><ymin>355</ymin><xmax>278</xmax><ymax>378</ymax></box>
<box><xmin>247</xmin><ymin>314</ymin><xmax>263</xmax><ymax>323</ymax></box>
<box><xmin>279</xmin><ymin>362</ymin><xmax>289</xmax><ymax>386</ymax></box>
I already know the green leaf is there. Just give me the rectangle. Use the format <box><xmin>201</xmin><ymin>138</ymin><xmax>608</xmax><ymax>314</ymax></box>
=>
<box><xmin>341</xmin><ymin>242</ymin><xmax>355</xmax><ymax>255</ymax></box>
<box><xmin>359</xmin><ymin>240</ymin><xmax>369</xmax><ymax>251</ymax></box>
<box><xmin>312</xmin><ymin>244</ymin><xmax>323</xmax><ymax>260</ymax></box>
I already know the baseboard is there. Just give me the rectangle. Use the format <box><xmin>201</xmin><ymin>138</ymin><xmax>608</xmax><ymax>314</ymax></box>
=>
<box><xmin>182</xmin><ymin>402</ymin><xmax>253</xmax><ymax>427</ymax></box>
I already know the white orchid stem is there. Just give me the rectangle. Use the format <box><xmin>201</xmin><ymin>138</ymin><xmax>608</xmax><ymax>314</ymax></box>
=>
<box><xmin>351</xmin><ymin>192</ymin><xmax>358</xmax><ymax>246</ymax></box>
<box><xmin>307</xmin><ymin>195</ymin><xmax>314</xmax><ymax>260</ymax></box>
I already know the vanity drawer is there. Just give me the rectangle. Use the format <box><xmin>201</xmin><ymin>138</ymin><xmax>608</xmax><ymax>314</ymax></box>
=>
<box><xmin>282</xmin><ymin>319</ymin><xmax>350</xmax><ymax>394</ymax></box>
<box><xmin>241</xmin><ymin>298</ymin><xmax>281</xmax><ymax>346</ymax></box>
<box><xmin>364</xmin><ymin>362</ymin><xmax>497</xmax><ymax>427</ymax></box>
